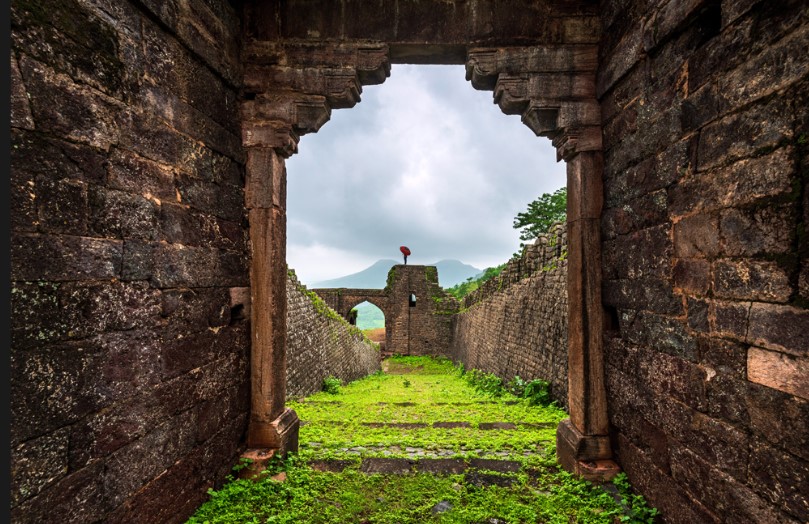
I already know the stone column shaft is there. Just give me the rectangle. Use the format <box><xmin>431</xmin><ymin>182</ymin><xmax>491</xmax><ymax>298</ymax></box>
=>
<box><xmin>244</xmin><ymin>147</ymin><xmax>298</xmax><ymax>451</ymax></box>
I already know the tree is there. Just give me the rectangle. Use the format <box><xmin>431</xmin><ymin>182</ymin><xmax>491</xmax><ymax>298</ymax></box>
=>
<box><xmin>512</xmin><ymin>187</ymin><xmax>567</xmax><ymax>242</ymax></box>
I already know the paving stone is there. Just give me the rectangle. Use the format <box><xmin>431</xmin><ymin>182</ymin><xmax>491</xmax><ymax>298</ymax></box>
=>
<box><xmin>309</xmin><ymin>460</ymin><xmax>354</xmax><ymax>473</ymax></box>
<box><xmin>470</xmin><ymin>459</ymin><xmax>522</xmax><ymax>473</ymax></box>
<box><xmin>478</xmin><ymin>422</ymin><xmax>517</xmax><ymax>430</ymax></box>
<box><xmin>433</xmin><ymin>422</ymin><xmax>472</xmax><ymax>428</ymax></box>
<box><xmin>417</xmin><ymin>459</ymin><xmax>468</xmax><ymax>474</ymax></box>
<box><xmin>360</xmin><ymin>458</ymin><xmax>415</xmax><ymax>474</ymax></box>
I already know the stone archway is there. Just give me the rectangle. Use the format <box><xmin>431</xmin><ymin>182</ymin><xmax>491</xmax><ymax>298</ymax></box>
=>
<box><xmin>240</xmin><ymin>1</ymin><xmax>615</xmax><ymax>479</ymax></box>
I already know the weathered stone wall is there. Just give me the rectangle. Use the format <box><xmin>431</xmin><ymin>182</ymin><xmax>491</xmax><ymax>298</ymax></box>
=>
<box><xmin>599</xmin><ymin>2</ymin><xmax>809</xmax><ymax>523</ymax></box>
<box><xmin>385</xmin><ymin>265</ymin><xmax>459</xmax><ymax>357</ymax></box>
<box><xmin>10</xmin><ymin>1</ymin><xmax>248</xmax><ymax>523</ymax></box>
<box><xmin>450</xmin><ymin>224</ymin><xmax>569</xmax><ymax>408</ymax></box>
<box><xmin>286</xmin><ymin>272</ymin><xmax>381</xmax><ymax>398</ymax></box>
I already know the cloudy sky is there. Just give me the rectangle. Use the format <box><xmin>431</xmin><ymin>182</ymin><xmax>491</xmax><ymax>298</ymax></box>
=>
<box><xmin>286</xmin><ymin>64</ymin><xmax>566</xmax><ymax>286</ymax></box>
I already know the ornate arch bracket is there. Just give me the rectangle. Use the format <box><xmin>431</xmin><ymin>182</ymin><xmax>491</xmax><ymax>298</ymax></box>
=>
<box><xmin>467</xmin><ymin>46</ymin><xmax>619</xmax><ymax>481</ymax></box>
<box><xmin>240</xmin><ymin>43</ymin><xmax>391</xmax><ymax>451</ymax></box>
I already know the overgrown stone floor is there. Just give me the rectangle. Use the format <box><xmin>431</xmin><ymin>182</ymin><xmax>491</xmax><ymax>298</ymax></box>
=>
<box><xmin>187</xmin><ymin>356</ymin><xmax>658</xmax><ymax>523</ymax></box>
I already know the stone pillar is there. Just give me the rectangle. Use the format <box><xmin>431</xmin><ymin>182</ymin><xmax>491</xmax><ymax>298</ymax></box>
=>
<box><xmin>555</xmin><ymin>150</ymin><xmax>618</xmax><ymax>481</ymax></box>
<box><xmin>243</xmin><ymin>146</ymin><xmax>299</xmax><ymax>452</ymax></box>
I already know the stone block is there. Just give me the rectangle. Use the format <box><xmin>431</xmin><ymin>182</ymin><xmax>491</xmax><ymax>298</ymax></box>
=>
<box><xmin>670</xmin><ymin>443</ymin><xmax>800</xmax><ymax>524</ymax></box>
<box><xmin>176</xmin><ymin>173</ymin><xmax>244</xmax><ymax>222</ymax></box>
<box><xmin>697</xmin><ymin>336</ymin><xmax>747</xmax><ymax>377</ymax></box>
<box><xmin>10</xmin><ymin>461</ymin><xmax>109</xmax><ymax>523</ymax></box>
<box><xmin>621</xmin><ymin>311</ymin><xmax>697</xmax><ymax>361</ymax></box>
<box><xmin>117</xmin><ymin>109</ymin><xmax>212</xmax><ymax>177</ymax></box>
<box><xmin>746</xmin><ymin>382</ymin><xmax>809</xmax><ymax>461</ymax></box>
<box><xmin>670</xmin><ymin>148</ymin><xmax>796</xmax><ymax>216</ymax></box>
<box><xmin>35</xmin><ymin>177</ymin><xmax>90</xmax><ymax>235</ymax></box>
<box><xmin>106</xmin><ymin>149</ymin><xmax>177</xmax><ymax>203</ymax></box>
<box><xmin>686</xmin><ymin>297</ymin><xmax>709</xmax><ymax>332</ymax></box>
<box><xmin>747</xmin><ymin>347</ymin><xmax>808</xmax><ymax>400</ymax></box>
<box><xmin>11</xmin><ymin>129</ymin><xmax>107</xmax><ymax>185</ymax></box>
<box><xmin>697</xmin><ymin>98</ymin><xmax>792</xmax><ymax>172</ymax></box>
<box><xmin>673</xmin><ymin>213</ymin><xmax>720</xmax><ymax>258</ymax></box>
<box><xmin>639</xmin><ymin>350</ymin><xmax>709</xmax><ymax>412</ymax></box>
<box><xmin>682</xmin><ymin>81</ymin><xmax>725</xmax><ymax>132</ymax></box>
<box><xmin>12</xmin><ymin>234</ymin><xmax>122</xmax><ymax>282</ymax></box>
<box><xmin>747</xmin><ymin>303</ymin><xmax>809</xmax><ymax>357</ymax></box>
<box><xmin>602</xmin><ymin>190</ymin><xmax>669</xmax><ymax>240</ymax></box>
<box><xmin>19</xmin><ymin>55</ymin><xmax>121</xmax><ymax>150</ymax></box>
<box><xmin>749</xmin><ymin>439</ymin><xmax>809</xmax><ymax>521</ymax></box>
<box><xmin>714</xmin><ymin>258</ymin><xmax>793</xmax><ymax>302</ymax></box>
<box><xmin>11</xmin><ymin>0</ymin><xmax>127</xmax><ymax>97</ymax></box>
<box><xmin>718</xmin><ymin>23</ymin><xmax>809</xmax><ymax>109</ymax></box>
<box><xmin>11</xmin><ymin>427</ymin><xmax>69</xmax><ymax>506</ymax></box>
<box><xmin>719</xmin><ymin>206</ymin><xmax>796</xmax><ymax>257</ymax></box>
<box><xmin>614</xmin><ymin>433</ymin><xmax>721</xmax><ymax>524</ymax></box>
<box><xmin>11</xmin><ymin>341</ymin><xmax>102</xmax><ymax>445</ymax></box>
<box><xmin>141</xmin><ymin>23</ymin><xmax>239</xmax><ymax>135</ymax></box>
<box><xmin>710</xmin><ymin>299</ymin><xmax>750</xmax><ymax>342</ymax></box>
<box><xmin>673</xmin><ymin>258</ymin><xmax>710</xmax><ymax>295</ymax></box>
<box><xmin>102</xmin><ymin>411</ymin><xmax>198</xmax><ymax>509</ymax></box>
<box><xmin>89</xmin><ymin>187</ymin><xmax>159</xmax><ymax>241</ymax></box>
<box><xmin>124</xmin><ymin>241</ymin><xmax>247</xmax><ymax>289</ymax></box>
<box><xmin>11</xmin><ymin>51</ymin><xmax>34</xmax><ymax>130</ymax></box>
<box><xmin>706</xmin><ymin>373</ymin><xmax>749</xmax><ymax>427</ymax></box>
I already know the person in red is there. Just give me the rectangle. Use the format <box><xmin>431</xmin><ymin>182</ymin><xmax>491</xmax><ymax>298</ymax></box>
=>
<box><xmin>400</xmin><ymin>246</ymin><xmax>411</xmax><ymax>265</ymax></box>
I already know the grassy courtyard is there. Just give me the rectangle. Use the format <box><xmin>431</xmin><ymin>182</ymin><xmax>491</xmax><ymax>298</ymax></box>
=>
<box><xmin>187</xmin><ymin>356</ymin><xmax>658</xmax><ymax>523</ymax></box>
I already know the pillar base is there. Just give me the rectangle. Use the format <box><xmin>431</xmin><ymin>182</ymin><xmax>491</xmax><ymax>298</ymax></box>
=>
<box><xmin>238</xmin><ymin>448</ymin><xmax>278</xmax><ymax>481</ymax></box>
<box><xmin>556</xmin><ymin>418</ymin><xmax>620</xmax><ymax>482</ymax></box>
<box><xmin>247</xmin><ymin>407</ymin><xmax>300</xmax><ymax>452</ymax></box>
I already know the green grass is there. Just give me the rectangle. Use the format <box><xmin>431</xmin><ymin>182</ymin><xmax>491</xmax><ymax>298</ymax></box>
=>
<box><xmin>188</xmin><ymin>356</ymin><xmax>659</xmax><ymax>523</ymax></box>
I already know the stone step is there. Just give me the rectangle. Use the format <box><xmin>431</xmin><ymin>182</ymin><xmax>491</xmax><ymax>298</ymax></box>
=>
<box><xmin>308</xmin><ymin>457</ymin><xmax>528</xmax><ymax>477</ymax></box>
<box><xmin>298</xmin><ymin>400</ymin><xmax>523</xmax><ymax>406</ymax></box>
<box><xmin>300</xmin><ymin>420</ymin><xmax>556</xmax><ymax>430</ymax></box>
<box><xmin>305</xmin><ymin>443</ymin><xmax>552</xmax><ymax>458</ymax></box>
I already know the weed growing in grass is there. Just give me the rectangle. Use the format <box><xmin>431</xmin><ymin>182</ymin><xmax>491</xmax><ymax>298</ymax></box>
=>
<box><xmin>322</xmin><ymin>376</ymin><xmax>341</xmax><ymax>394</ymax></box>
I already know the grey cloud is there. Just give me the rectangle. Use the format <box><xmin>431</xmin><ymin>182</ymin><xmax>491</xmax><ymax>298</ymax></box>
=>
<box><xmin>286</xmin><ymin>65</ymin><xmax>565</xmax><ymax>284</ymax></box>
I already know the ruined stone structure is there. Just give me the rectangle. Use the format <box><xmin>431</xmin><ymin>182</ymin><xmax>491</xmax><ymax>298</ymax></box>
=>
<box><xmin>314</xmin><ymin>265</ymin><xmax>458</xmax><ymax>358</ymax></box>
<box><xmin>285</xmin><ymin>272</ymin><xmax>380</xmax><ymax>399</ymax></box>
<box><xmin>10</xmin><ymin>1</ymin><xmax>808</xmax><ymax>523</ymax></box>
<box><xmin>452</xmin><ymin>224</ymin><xmax>569</xmax><ymax>409</ymax></box>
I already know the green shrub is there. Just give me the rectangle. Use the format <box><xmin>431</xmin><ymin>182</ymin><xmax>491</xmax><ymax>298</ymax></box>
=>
<box><xmin>322</xmin><ymin>376</ymin><xmax>341</xmax><ymax>395</ymax></box>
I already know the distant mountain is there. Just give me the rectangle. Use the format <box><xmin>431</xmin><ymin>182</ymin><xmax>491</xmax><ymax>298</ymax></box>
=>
<box><xmin>430</xmin><ymin>260</ymin><xmax>483</xmax><ymax>288</ymax></box>
<box><xmin>312</xmin><ymin>259</ymin><xmax>481</xmax><ymax>289</ymax></box>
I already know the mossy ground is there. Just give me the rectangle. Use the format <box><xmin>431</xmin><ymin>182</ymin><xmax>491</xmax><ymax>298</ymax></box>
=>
<box><xmin>187</xmin><ymin>356</ymin><xmax>658</xmax><ymax>523</ymax></box>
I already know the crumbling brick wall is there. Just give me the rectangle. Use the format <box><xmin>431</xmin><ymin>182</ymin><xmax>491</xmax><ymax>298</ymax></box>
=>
<box><xmin>286</xmin><ymin>272</ymin><xmax>381</xmax><ymax>398</ymax></box>
<box><xmin>10</xmin><ymin>1</ymin><xmax>248</xmax><ymax>522</ymax></box>
<box><xmin>599</xmin><ymin>2</ymin><xmax>809</xmax><ymax>522</ymax></box>
<box><xmin>450</xmin><ymin>225</ymin><xmax>569</xmax><ymax>408</ymax></box>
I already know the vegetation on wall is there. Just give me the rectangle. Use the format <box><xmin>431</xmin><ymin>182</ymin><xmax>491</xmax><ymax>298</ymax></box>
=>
<box><xmin>445</xmin><ymin>263</ymin><xmax>507</xmax><ymax>299</ymax></box>
<box><xmin>513</xmin><ymin>186</ymin><xmax>567</xmax><ymax>242</ymax></box>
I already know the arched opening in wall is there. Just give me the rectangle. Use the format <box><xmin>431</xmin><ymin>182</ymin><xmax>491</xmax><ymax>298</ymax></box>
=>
<box><xmin>286</xmin><ymin>64</ymin><xmax>565</xmax><ymax>298</ymax></box>
<box><xmin>284</xmin><ymin>64</ymin><xmax>570</xmax><ymax>407</ymax></box>
<box><xmin>351</xmin><ymin>300</ymin><xmax>387</xmax><ymax>351</ymax></box>
<box><xmin>243</xmin><ymin>38</ymin><xmax>612</xmax><ymax>480</ymax></box>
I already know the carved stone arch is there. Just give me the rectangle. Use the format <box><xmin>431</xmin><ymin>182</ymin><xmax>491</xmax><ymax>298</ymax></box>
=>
<box><xmin>241</xmin><ymin>28</ymin><xmax>616</xmax><ymax>479</ymax></box>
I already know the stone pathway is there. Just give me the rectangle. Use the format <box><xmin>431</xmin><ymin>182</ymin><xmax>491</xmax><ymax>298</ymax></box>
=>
<box><xmin>289</xmin><ymin>356</ymin><xmax>567</xmax><ymax>488</ymax></box>
<box><xmin>188</xmin><ymin>356</ymin><xmax>659</xmax><ymax>522</ymax></box>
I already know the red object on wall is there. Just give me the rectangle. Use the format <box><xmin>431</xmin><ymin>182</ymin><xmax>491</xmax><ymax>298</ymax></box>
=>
<box><xmin>400</xmin><ymin>246</ymin><xmax>411</xmax><ymax>256</ymax></box>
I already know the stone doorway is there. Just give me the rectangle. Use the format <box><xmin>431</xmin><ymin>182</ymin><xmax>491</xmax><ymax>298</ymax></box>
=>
<box><xmin>240</xmin><ymin>1</ymin><xmax>614</xmax><ymax>479</ymax></box>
